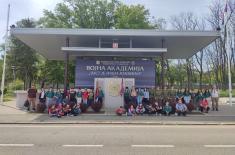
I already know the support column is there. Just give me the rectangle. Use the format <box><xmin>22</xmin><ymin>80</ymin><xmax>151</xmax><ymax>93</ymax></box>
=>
<box><xmin>64</xmin><ymin>37</ymin><xmax>69</xmax><ymax>96</ymax></box>
<box><xmin>160</xmin><ymin>39</ymin><xmax>165</xmax><ymax>91</ymax></box>
<box><xmin>129</xmin><ymin>37</ymin><xmax>133</xmax><ymax>48</ymax></box>
<box><xmin>160</xmin><ymin>53</ymin><xmax>165</xmax><ymax>90</ymax></box>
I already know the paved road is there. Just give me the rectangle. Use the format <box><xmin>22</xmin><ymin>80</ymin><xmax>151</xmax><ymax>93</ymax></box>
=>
<box><xmin>0</xmin><ymin>125</ymin><xmax>235</xmax><ymax>155</ymax></box>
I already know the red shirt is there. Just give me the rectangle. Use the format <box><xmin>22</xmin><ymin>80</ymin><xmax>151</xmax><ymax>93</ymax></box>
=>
<box><xmin>28</xmin><ymin>88</ymin><xmax>37</xmax><ymax>98</ymax></box>
<box><xmin>82</xmin><ymin>92</ymin><xmax>89</xmax><ymax>99</ymax></box>
<box><xmin>200</xmin><ymin>99</ymin><xmax>208</xmax><ymax>108</ymax></box>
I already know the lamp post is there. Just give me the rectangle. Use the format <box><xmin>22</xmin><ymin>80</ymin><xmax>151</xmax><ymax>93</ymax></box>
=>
<box><xmin>0</xmin><ymin>4</ymin><xmax>10</xmax><ymax>104</ymax></box>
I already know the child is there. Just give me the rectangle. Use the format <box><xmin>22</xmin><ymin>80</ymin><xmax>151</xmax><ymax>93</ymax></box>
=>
<box><xmin>116</xmin><ymin>106</ymin><xmax>126</xmax><ymax>116</ymax></box>
<box><xmin>136</xmin><ymin>104</ymin><xmax>145</xmax><ymax>115</ymax></box>
<box><xmin>137</xmin><ymin>89</ymin><xmax>144</xmax><ymax>105</ymax></box>
<box><xmin>71</xmin><ymin>103</ymin><xmax>81</xmax><ymax>116</ymax></box>
<box><xmin>48</xmin><ymin>104</ymin><xmax>58</xmax><ymax>117</ymax></box>
<box><xmin>127</xmin><ymin>105</ymin><xmax>136</xmax><ymax>116</ymax></box>
<box><xmin>145</xmin><ymin>104</ymin><xmax>156</xmax><ymax>115</ymax></box>
<box><xmin>56</xmin><ymin>103</ymin><xmax>64</xmax><ymax>118</ymax></box>
<box><xmin>82</xmin><ymin>89</ymin><xmax>89</xmax><ymax>104</ymax></box>
<box><xmin>88</xmin><ymin>89</ymin><xmax>94</xmax><ymax>106</ymax></box>
<box><xmin>176</xmin><ymin>99</ymin><xmax>187</xmax><ymax>116</ymax></box>
<box><xmin>45</xmin><ymin>87</ymin><xmax>54</xmax><ymax>108</ymax></box>
<box><xmin>155</xmin><ymin>102</ymin><xmax>163</xmax><ymax>116</ymax></box>
<box><xmin>200</xmin><ymin>98</ymin><xmax>210</xmax><ymax>113</ymax></box>
<box><xmin>163</xmin><ymin>102</ymin><xmax>172</xmax><ymax>116</ymax></box>
<box><xmin>76</xmin><ymin>88</ymin><xmax>82</xmax><ymax>104</ymax></box>
<box><xmin>63</xmin><ymin>103</ymin><xmax>72</xmax><ymax>116</ymax></box>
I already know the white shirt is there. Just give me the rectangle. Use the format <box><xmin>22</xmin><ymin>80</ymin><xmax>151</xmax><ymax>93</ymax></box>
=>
<box><xmin>211</xmin><ymin>89</ymin><xmax>219</xmax><ymax>98</ymax></box>
<box><xmin>144</xmin><ymin>91</ymin><xmax>149</xmax><ymax>99</ymax></box>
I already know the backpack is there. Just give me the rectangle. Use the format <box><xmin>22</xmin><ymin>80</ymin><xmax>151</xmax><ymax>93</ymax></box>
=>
<box><xmin>24</xmin><ymin>100</ymin><xmax>30</xmax><ymax>107</ymax></box>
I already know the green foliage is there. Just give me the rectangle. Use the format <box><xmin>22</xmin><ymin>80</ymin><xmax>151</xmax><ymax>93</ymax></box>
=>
<box><xmin>7</xmin><ymin>18</ymin><xmax>38</xmax><ymax>89</ymax></box>
<box><xmin>114</xmin><ymin>4</ymin><xmax>153</xmax><ymax>29</ymax></box>
<box><xmin>39</xmin><ymin>0</ymin><xmax>118</xmax><ymax>29</ymax></box>
<box><xmin>219</xmin><ymin>89</ymin><xmax>235</xmax><ymax>97</ymax></box>
<box><xmin>7</xmin><ymin>79</ymin><xmax>24</xmax><ymax>90</ymax></box>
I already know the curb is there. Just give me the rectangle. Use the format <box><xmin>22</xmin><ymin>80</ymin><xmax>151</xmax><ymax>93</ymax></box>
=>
<box><xmin>1</xmin><ymin>121</ymin><xmax>235</xmax><ymax>125</ymax></box>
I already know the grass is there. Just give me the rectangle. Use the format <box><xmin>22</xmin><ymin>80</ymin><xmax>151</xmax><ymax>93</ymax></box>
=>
<box><xmin>219</xmin><ymin>89</ymin><xmax>235</xmax><ymax>97</ymax></box>
<box><xmin>2</xmin><ymin>91</ymin><xmax>15</xmax><ymax>102</ymax></box>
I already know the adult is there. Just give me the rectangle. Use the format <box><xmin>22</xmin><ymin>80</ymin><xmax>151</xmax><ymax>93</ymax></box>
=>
<box><xmin>176</xmin><ymin>99</ymin><xmax>187</xmax><ymax>116</ymax></box>
<box><xmin>27</xmin><ymin>85</ymin><xmax>37</xmax><ymax>111</ymax></box>
<box><xmin>211</xmin><ymin>85</ymin><xmax>219</xmax><ymax>111</ymax></box>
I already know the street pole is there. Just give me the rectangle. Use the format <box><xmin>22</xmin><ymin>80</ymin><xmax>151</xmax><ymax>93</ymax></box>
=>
<box><xmin>1</xmin><ymin>4</ymin><xmax>10</xmax><ymax>104</ymax></box>
<box><xmin>224</xmin><ymin>0</ymin><xmax>233</xmax><ymax>106</ymax></box>
<box><xmin>226</xmin><ymin>25</ymin><xmax>233</xmax><ymax>106</ymax></box>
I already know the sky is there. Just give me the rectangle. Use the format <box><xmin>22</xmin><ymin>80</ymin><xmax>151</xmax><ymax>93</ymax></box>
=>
<box><xmin>0</xmin><ymin>0</ymin><xmax>214</xmax><ymax>44</ymax></box>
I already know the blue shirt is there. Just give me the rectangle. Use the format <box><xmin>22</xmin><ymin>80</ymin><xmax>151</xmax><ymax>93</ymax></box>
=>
<box><xmin>176</xmin><ymin>103</ymin><xmax>187</xmax><ymax>112</ymax></box>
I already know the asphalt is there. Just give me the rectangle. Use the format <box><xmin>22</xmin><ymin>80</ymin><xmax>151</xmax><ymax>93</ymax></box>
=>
<box><xmin>0</xmin><ymin>124</ymin><xmax>235</xmax><ymax>155</ymax></box>
<box><xmin>0</xmin><ymin>99</ymin><xmax>235</xmax><ymax>125</ymax></box>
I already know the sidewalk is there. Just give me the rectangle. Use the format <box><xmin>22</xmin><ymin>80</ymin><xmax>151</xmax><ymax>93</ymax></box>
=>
<box><xmin>0</xmin><ymin>99</ymin><xmax>235</xmax><ymax>125</ymax></box>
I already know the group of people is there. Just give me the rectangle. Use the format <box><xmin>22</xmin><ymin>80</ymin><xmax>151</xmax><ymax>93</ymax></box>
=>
<box><xmin>176</xmin><ymin>85</ymin><xmax>220</xmax><ymax>113</ymax></box>
<box><xmin>27</xmin><ymin>84</ymin><xmax>220</xmax><ymax>117</ymax></box>
<box><xmin>116</xmin><ymin>98</ymin><xmax>188</xmax><ymax>116</ymax></box>
<box><xmin>116</xmin><ymin>85</ymin><xmax>220</xmax><ymax>116</ymax></box>
<box><xmin>27</xmin><ymin>85</ymin><xmax>104</xmax><ymax>117</ymax></box>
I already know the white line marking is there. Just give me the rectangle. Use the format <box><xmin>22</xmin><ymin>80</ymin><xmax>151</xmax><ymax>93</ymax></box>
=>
<box><xmin>62</xmin><ymin>145</ymin><xmax>103</xmax><ymax>148</ymax></box>
<box><xmin>132</xmin><ymin>145</ymin><xmax>175</xmax><ymax>148</ymax></box>
<box><xmin>0</xmin><ymin>144</ymin><xmax>34</xmax><ymax>147</ymax></box>
<box><xmin>1</xmin><ymin>125</ymin><xmax>234</xmax><ymax>128</ymax></box>
<box><xmin>204</xmin><ymin>145</ymin><xmax>235</xmax><ymax>148</ymax></box>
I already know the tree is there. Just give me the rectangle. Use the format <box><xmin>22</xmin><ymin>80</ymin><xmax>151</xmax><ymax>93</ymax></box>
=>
<box><xmin>207</xmin><ymin>0</ymin><xmax>235</xmax><ymax>89</ymax></box>
<box><xmin>39</xmin><ymin>0</ymin><xmax>118</xmax><ymax>29</ymax></box>
<box><xmin>38</xmin><ymin>0</ymin><xmax>163</xmax><ymax>88</ymax></box>
<box><xmin>114</xmin><ymin>4</ymin><xmax>154</xmax><ymax>29</ymax></box>
<box><xmin>170</xmin><ymin>12</ymin><xmax>196</xmax><ymax>90</ymax></box>
<box><xmin>7</xmin><ymin>18</ymin><xmax>38</xmax><ymax>90</ymax></box>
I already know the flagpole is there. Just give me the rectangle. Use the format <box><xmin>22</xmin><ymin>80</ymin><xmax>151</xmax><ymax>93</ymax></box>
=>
<box><xmin>0</xmin><ymin>4</ymin><xmax>10</xmax><ymax>104</ymax></box>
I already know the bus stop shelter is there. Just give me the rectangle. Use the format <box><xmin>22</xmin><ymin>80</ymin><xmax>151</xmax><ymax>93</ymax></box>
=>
<box><xmin>11</xmin><ymin>28</ymin><xmax>220</xmax><ymax>90</ymax></box>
